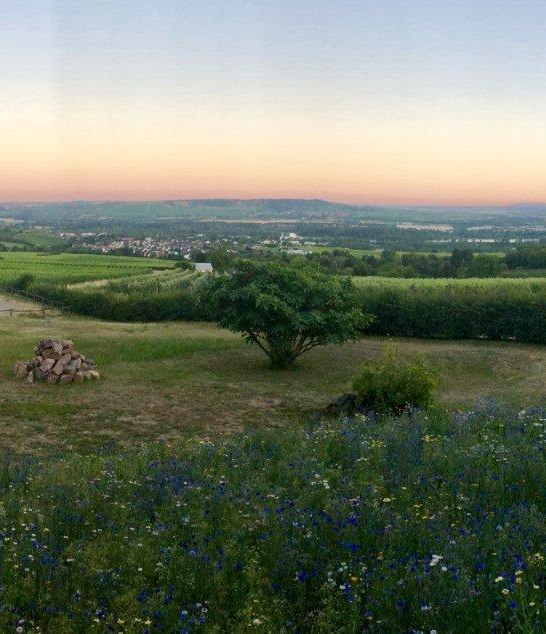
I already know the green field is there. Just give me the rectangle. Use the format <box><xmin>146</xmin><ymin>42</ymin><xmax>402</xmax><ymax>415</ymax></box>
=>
<box><xmin>103</xmin><ymin>268</ymin><xmax>199</xmax><ymax>293</ymax></box>
<box><xmin>2</xmin><ymin>311</ymin><xmax>546</xmax><ymax>453</ymax></box>
<box><xmin>0</xmin><ymin>252</ymin><xmax>175</xmax><ymax>286</ymax></box>
<box><xmin>0</xmin><ymin>227</ymin><xmax>64</xmax><ymax>249</ymax></box>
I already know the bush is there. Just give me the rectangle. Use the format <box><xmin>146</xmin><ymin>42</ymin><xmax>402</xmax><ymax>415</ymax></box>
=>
<box><xmin>352</xmin><ymin>345</ymin><xmax>436</xmax><ymax>413</ymax></box>
<box><xmin>8</xmin><ymin>273</ymin><xmax>35</xmax><ymax>292</ymax></box>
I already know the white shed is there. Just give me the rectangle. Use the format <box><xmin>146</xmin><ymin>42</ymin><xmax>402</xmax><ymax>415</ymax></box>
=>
<box><xmin>195</xmin><ymin>262</ymin><xmax>214</xmax><ymax>273</ymax></box>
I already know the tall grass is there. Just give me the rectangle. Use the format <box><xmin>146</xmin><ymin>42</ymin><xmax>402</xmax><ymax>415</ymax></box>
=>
<box><xmin>0</xmin><ymin>405</ymin><xmax>544</xmax><ymax>631</ymax></box>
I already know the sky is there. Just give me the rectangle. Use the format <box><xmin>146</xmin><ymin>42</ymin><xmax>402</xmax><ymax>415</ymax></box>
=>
<box><xmin>2</xmin><ymin>0</ymin><xmax>546</xmax><ymax>205</ymax></box>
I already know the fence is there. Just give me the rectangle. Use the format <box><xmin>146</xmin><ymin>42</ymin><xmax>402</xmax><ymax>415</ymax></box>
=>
<box><xmin>0</xmin><ymin>286</ymin><xmax>68</xmax><ymax>315</ymax></box>
<box><xmin>0</xmin><ymin>307</ymin><xmax>49</xmax><ymax>317</ymax></box>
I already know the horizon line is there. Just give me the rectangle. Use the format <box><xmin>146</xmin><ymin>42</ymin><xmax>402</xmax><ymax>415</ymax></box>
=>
<box><xmin>2</xmin><ymin>197</ymin><xmax>545</xmax><ymax>208</ymax></box>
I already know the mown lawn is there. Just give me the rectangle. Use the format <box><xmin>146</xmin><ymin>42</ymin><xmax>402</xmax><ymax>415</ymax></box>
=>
<box><xmin>2</xmin><ymin>312</ymin><xmax>546</xmax><ymax>452</ymax></box>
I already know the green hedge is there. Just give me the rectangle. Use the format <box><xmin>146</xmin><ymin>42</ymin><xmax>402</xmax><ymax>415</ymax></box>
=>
<box><xmin>360</xmin><ymin>283</ymin><xmax>546</xmax><ymax>342</ymax></box>
<box><xmin>28</xmin><ymin>277</ymin><xmax>546</xmax><ymax>344</ymax></box>
<box><xmin>29</xmin><ymin>283</ymin><xmax>213</xmax><ymax>322</ymax></box>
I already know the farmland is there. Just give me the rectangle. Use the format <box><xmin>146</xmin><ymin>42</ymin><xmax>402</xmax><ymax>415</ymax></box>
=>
<box><xmin>352</xmin><ymin>275</ymin><xmax>546</xmax><ymax>343</ymax></box>
<box><xmin>0</xmin><ymin>252</ymin><xmax>175</xmax><ymax>286</ymax></box>
<box><xmin>103</xmin><ymin>268</ymin><xmax>200</xmax><ymax>293</ymax></box>
<box><xmin>310</xmin><ymin>246</ymin><xmax>453</xmax><ymax>258</ymax></box>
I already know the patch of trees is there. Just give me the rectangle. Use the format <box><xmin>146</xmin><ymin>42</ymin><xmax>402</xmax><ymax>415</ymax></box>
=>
<box><xmin>504</xmin><ymin>245</ymin><xmax>546</xmax><ymax>269</ymax></box>
<box><xmin>303</xmin><ymin>248</ymin><xmax>503</xmax><ymax>278</ymax></box>
<box><xmin>192</xmin><ymin>246</ymin><xmax>236</xmax><ymax>273</ymax></box>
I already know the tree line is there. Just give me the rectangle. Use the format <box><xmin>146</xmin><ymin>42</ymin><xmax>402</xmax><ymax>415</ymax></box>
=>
<box><xmin>303</xmin><ymin>245</ymin><xmax>546</xmax><ymax>278</ymax></box>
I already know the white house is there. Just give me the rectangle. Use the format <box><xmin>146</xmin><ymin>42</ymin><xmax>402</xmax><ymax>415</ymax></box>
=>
<box><xmin>195</xmin><ymin>262</ymin><xmax>214</xmax><ymax>274</ymax></box>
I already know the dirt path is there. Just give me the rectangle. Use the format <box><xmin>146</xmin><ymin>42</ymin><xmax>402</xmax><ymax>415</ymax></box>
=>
<box><xmin>0</xmin><ymin>294</ymin><xmax>41</xmax><ymax>316</ymax></box>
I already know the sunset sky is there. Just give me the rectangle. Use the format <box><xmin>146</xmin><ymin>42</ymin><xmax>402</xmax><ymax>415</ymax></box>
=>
<box><xmin>2</xmin><ymin>0</ymin><xmax>546</xmax><ymax>204</ymax></box>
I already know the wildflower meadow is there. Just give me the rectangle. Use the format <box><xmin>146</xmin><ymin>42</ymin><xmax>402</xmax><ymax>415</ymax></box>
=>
<box><xmin>0</xmin><ymin>403</ymin><xmax>545</xmax><ymax>632</ymax></box>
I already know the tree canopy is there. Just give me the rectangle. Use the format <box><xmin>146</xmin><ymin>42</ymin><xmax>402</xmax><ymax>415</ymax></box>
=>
<box><xmin>201</xmin><ymin>261</ymin><xmax>370</xmax><ymax>368</ymax></box>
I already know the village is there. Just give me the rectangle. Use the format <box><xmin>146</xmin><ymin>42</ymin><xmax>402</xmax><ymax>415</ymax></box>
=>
<box><xmin>57</xmin><ymin>230</ymin><xmax>315</xmax><ymax>260</ymax></box>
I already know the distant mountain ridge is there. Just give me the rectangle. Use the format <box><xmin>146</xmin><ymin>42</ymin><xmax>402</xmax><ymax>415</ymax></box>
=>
<box><xmin>2</xmin><ymin>198</ymin><xmax>546</xmax><ymax>224</ymax></box>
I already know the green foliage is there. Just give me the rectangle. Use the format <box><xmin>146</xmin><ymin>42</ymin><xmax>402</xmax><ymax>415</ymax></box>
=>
<box><xmin>504</xmin><ymin>244</ymin><xmax>546</xmax><ymax>269</ymax></box>
<box><xmin>305</xmin><ymin>248</ymin><xmax>510</xmax><ymax>279</ymax></box>
<box><xmin>352</xmin><ymin>345</ymin><xmax>437</xmax><ymax>413</ymax></box>
<box><xmin>201</xmin><ymin>261</ymin><xmax>370</xmax><ymax>368</ymax></box>
<box><xmin>354</xmin><ymin>276</ymin><xmax>546</xmax><ymax>343</ymax></box>
<box><xmin>30</xmin><ymin>283</ymin><xmax>212</xmax><ymax>322</ymax></box>
<box><xmin>192</xmin><ymin>247</ymin><xmax>235</xmax><ymax>272</ymax></box>
<box><xmin>9</xmin><ymin>272</ymin><xmax>35</xmax><ymax>292</ymax></box>
<box><xmin>462</xmin><ymin>253</ymin><xmax>503</xmax><ymax>277</ymax></box>
<box><xmin>450</xmin><ymin>247</ymin><xmax>474</xmax><ymax>271</ymax></box>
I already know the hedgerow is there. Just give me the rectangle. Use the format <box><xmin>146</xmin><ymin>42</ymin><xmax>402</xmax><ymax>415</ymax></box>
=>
<box><xmin>357</xmin><ymin>277</ymin><xmax>546</xmax><ymax>343</ymax></box>
<box><xmin>29</xmin><ymin>283</ymin><xmax>213</xmax><ymax>322</ymax></box>
<box><xmin>19</xmin><ymin>272</ymin><xmax>546</xmax><ymax>343</ymax></box>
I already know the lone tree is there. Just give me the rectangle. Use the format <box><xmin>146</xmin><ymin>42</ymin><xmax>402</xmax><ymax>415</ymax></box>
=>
<box><xmin>201</xmin><ymin>261</ymin><xmax>370</xmax><ymax>369</ymax></box>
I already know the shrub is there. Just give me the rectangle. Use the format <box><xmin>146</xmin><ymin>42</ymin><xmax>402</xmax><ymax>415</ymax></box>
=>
<box><xmin>8</xmin><ymin>273</ymin><xmax>35</xmax><ymax>292</ymax></box>
<box><xmin>28</xmin><ymin>283</ymin><xmax>212</xmax><ymax>322</ymax></box>
<box><xmin>352</xmin><ymin>345</ymin><xmax>437</xmax><ymax>413</ymax></box>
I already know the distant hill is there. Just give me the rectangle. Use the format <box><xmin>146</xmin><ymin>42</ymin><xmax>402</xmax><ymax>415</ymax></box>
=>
<box><xmin>505</xmin><ymin>203</ymin><xmax>546</xmax><ymax>214</ymax></box>
<box><xmin>1</xmin><ymin>198</ymin><xmax>369</xmax><ymax>219</ymax></box>
<box><xmin>2</xmin><ymin>198</ymin><xmax>546</xmax><ymax>225</ymax></box>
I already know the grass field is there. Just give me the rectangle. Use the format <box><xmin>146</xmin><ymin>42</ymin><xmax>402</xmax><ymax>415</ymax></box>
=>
<box><xmin>2</xmin><ymin>309</ymin><xmax>546</xmax><ymax>453</ymax></box>
<box><xmin>16</xmin><ymin>228</ymin><xmax>64</xmax><ymax>248</ymax></box>
<box><xmin>0</xmin><ymin>252</ymin><xmax>175</xmax><ymax>286</ymax></box>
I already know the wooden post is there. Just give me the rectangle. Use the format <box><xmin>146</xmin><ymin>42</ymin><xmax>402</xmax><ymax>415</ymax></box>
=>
<box><xmin>9</xmin><ymin>308</ymin><xmax>13</xmax><ymax>317</ymax></box>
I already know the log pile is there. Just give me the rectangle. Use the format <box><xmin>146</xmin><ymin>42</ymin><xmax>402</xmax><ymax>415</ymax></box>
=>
<box><xmin>13</xmin><ymin>339</ymin><xmax>101</xmax><ymax>384</ymax></box>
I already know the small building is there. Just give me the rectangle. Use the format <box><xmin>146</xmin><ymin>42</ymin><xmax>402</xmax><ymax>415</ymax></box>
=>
<box><xmin>195</xmin><ymin>262</ymin><xmax>214</xmax><ymax>274</ymax></box>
